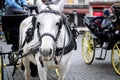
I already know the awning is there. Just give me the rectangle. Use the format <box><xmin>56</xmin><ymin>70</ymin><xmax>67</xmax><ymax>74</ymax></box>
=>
<box><xmin>91</xmin><ymin>4</ymin><xmax>112</xmax><ymax>8</ymax></box>
<box><xmin>63</xmin><ymin>8</ymin><xmax>89</xmax><ymax>14</ymax></box>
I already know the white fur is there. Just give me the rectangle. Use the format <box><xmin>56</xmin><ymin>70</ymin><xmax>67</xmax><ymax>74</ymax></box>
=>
<box><xmin>19</xmin><ymin>0</ymin><xmax>73</xmax><ymax>80</ymax></box>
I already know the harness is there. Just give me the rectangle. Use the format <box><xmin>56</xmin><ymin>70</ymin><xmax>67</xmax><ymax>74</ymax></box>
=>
<box><xmin>12</xmin><ymin>8</ymin><xmax>76</xmax><ymax>74</ymax></box>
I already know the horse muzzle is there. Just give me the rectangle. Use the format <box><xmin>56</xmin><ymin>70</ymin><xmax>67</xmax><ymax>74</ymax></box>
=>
<box><xmin>39</xmin><ymin>48</ymin><xmax>53</xmax><ymax>61</ymax></box>
<box><xmin>39</xmin><ymin>56</ymin><xmax>52</xmax><ymax>61</ymax></box>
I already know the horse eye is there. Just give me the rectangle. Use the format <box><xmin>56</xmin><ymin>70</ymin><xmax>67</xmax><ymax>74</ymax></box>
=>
<box><xmin>56</xmin><ymin>22</ymin><xmax>60</xmax><ymax>26</ymax></box>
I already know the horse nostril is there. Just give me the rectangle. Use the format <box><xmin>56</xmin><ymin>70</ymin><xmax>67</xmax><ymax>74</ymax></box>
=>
<box><xmin>40</xmin><ymin>48</ymin><xmax>53</xmax><ymax>57</ymax></box>
<box><xmin>49</xmin><ymin>49</ymin><xmax>52</xmax><ymax>55</ymax></box>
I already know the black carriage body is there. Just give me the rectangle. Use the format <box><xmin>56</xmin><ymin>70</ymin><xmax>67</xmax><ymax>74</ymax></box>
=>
<box><xmin>83</xmin><ymin>16</ymin><xmax>120</xmax><ymax>50</ymax></box>
<box><xmin>1</xmin><ymin>15</ymin><xmax>28</xmax><ymax>50</ymax></box>
<box><xmin>83</xmin><ymin>17</ymin><xmax>104</xmax><ymax>44</ymax></box>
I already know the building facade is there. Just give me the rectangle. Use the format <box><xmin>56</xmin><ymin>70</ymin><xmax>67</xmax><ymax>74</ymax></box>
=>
<box><xmin>64</xmin><ymin>0</ymin><xmax>120</xmax><ymax>27</ymax></box>
<box><xmin>64</xmin><ymin>0</ymin><xmax>89</xmax><ymax>27</ymax></box>
<box><xmin>89</xmin><ymin>0</ymin><xmax>119</xmax><ymax>17</ymax></box>
<box><xmin>1</xmin><ymin>0</ymin><xmax>120</xmax><ymax>27</ymax></box>
<box><xmin>10</xmin><ymin>0</ymin><xmax>120</xmax><ymax>27</ymax></box>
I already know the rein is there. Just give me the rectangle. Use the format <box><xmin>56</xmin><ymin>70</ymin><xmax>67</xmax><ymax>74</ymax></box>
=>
<box><xmin>12</xmin><ymin>42</ymin><xmax>40</xmax><ymax>75</ymax></box>
<box><xmin>17</xmin><ymin>9</ymin><xmax>67</xmax><ymax>68</ymax></box>
<box><xmin>58</xmin><ymin>29</ymin><xmax>66</xmax><ymax>64</ymax></box>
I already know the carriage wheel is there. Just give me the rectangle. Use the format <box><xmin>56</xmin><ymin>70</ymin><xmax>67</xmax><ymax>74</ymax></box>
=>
<box><xmin>0</xmin><ymin>47</ymin><xmax>4</xmax><ymax>80</ymax></box>
<box><xmin>111</xmin><ymin>41</ymin><xmax>120</xmax><ymax>75</ymax></box>
<box><xmin>82</xmin><ymin>31</ymin><xmax>95</xmax><ymax>64</ymax></box>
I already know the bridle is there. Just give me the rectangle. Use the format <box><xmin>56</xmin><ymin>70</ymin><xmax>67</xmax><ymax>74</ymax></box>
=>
<box><xmin>36</xmin><ymin>9</ymin><xmax>65</xmax><ymax>45</ymax></box>
<box><xmin>36</xmin><ymin>9</ymin><xmax>67</xmax><ymax>66</ymax></box>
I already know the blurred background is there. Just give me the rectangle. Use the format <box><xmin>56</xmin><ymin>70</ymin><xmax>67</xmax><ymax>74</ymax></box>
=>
<box><xmin>0</xmin><ymin>0</ymin><xmax>120</xmax><ymax>29</ymax></box>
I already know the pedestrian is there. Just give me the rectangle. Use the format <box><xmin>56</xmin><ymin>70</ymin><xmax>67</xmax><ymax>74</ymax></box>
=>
<box><xmin>91</xmin><ymin>9</ymin><xmax>112</xmax><ymax>31</ymax></box>
<box><xmin>101</xmin><ymin>9</ymin><xmax>112</xmax><ymax>30</ymax></box>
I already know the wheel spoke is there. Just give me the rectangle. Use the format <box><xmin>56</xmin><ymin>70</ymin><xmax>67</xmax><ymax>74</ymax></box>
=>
<box><xmin>115</xmin><ymin>45</ymin><xmax>120</xmax><ymax>56</ymax></box>
<box><xmin>115</xmin><ymin>62</ymin><xmax>120</xmax><ymax>72</ymax></box>
<box><xmin>115</xmin><ymin>61</ymin><xmax>120</xmax><ymax>67</ymax></box>
<box><xmin>83</xmin><ymin>42</ymin><xmax>93</xmax><ymax>52</ymax></box>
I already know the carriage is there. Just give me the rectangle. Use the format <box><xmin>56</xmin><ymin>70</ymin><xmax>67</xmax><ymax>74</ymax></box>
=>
<box><xmin>0</xmin><ymin>2</ymin><xmax>40</xmax><ymax>80</ymax></box>
<box><xmin>0</xmin><ymin>0</ymin><xmax>79</xmax><ymax>80</ymax></box>
<box><xmin>82</xmin><ymin>5</ymin><xmax>120</xmax><ymax>76</ymax></box>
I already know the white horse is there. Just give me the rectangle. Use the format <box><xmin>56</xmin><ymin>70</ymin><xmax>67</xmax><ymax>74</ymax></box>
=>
<box><xmin>19</xmin><ymin>0</ymin><xmax>75</xmax><ymax>80</ymax></box>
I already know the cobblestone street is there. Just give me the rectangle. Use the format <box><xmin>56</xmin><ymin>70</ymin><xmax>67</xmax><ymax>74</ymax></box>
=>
<box><xmin>1</xmin><ymin>35</ymin><xmax>120</xmax><ymax>80</ymax></box>
<box><xmin>65</xmin><ymin>35</ymin><xmax>120</xmax><ymax>80</ymax></box>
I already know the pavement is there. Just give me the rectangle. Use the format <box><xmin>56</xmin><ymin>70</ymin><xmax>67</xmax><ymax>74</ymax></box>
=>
<box><xmin>1</xmin><ymin>35</ymin><xmax>120</xmax><ymax>80</ymax></box>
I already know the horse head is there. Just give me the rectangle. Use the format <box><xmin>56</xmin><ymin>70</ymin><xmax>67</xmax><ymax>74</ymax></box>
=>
<box><xmin>35</xmin><ymin>0</ymin><xmax>67</xmax><ymax>61</ymax></box>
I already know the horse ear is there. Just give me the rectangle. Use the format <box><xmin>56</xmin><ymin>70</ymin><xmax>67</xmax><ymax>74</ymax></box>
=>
<box><xmin>57</xmin><ymin>0</ymin><xmax>67</xmax><ymax>11</ymax></box>
<box><xmin>36</xmin><ymin>0</ymin><xmax>46</xmax><ymax>11</ymax></box>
